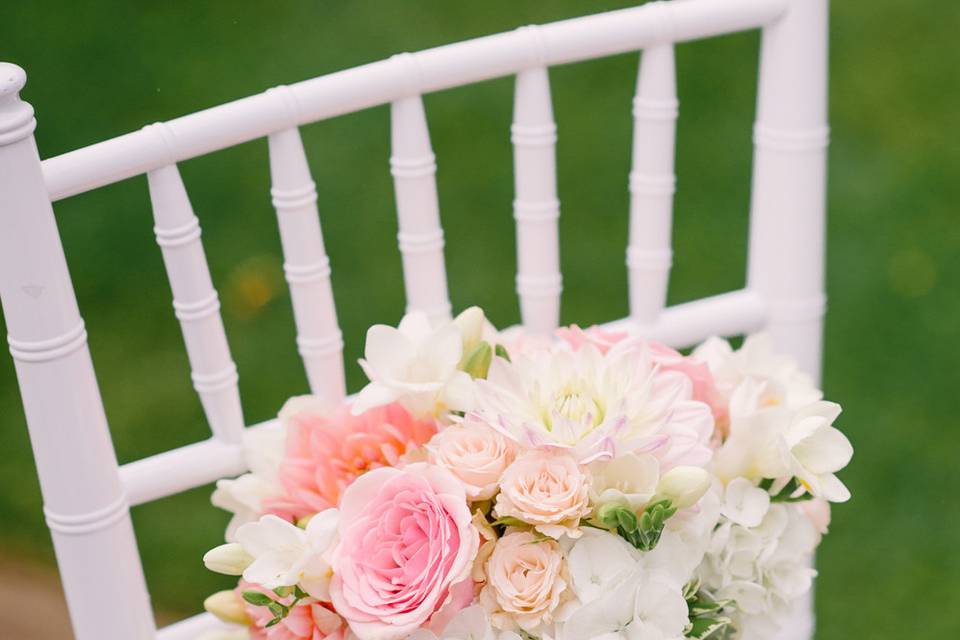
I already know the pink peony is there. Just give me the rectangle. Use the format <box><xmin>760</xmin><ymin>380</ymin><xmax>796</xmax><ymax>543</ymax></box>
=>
<box><xmin>264</xmin><ymin>397</ymin><xmax>437</xmax><ymax>521</ymax></box>
<box><xmin>555</xmin><ymin>324</ymin><xmax>628</xmax><ymax>354</ymax></box>
<box><xmin>330</xmin><ymin>464</ymin><xmax>479</xmax><ymax>640</ymax></box>
<box><xmin>238</xmin><ymin>581</ymin><xmax>346</xmax><ymax>640</ymax></box>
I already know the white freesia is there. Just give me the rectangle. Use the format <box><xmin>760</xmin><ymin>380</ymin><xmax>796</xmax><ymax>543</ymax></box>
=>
<box><xmin>196</xmin><ymin>631</ymin><xmax>250</xmax><ymax>640</ymax></box>
<box><xmin>353</xmin><ymin>311</ymin><xmax>475</xmax><ymax>416</ymax></box>
<box><xmin>717</xmin><ymin>400</ymin><xmax>852</xmax><ymax>502</ymax></box>
<box><xmin>693</xmin><ymin>333</ymin><xmax>822</xmax><ymax>412</ymax></box>
<box><xmin>720</xmin><ymin>477</ymin><xmax>771</xmax><ymax>527</ymax></box>
<box><xmin>203</xmin><ymin>590</ymin><xmax>250</xmax><ymax>625</ymax></box>
<box><xmin>589</xmin><ymin>452</ymin><xmax>660</xmax><ymax>511</ymax></box>
<box><xmin>211</xmin><ymin>422</ymin><xmax>286</xmax><ymax>541</ymax></box>
<box><xmin>203</xmin><ymin>543</ymin><xmax>253</xmax><ymax>576</ymax></box>
<box><xmin>235</xmin><ymin>510</ymin><xmax>339</xmax><ymax>599</ymax></box>
<box><xmin>655</xmin><ymin>466</ymin><xmax>711</xmax><ymax>509</ymax></box>
<box><xmin>473</xmin><ymin>340</ymin><xmax>714</xmax><ymax>464</ymax></box>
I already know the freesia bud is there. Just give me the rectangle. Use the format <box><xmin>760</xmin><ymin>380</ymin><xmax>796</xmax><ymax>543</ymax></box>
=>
<box><xmin>461</xmin><ymin>342</ymin><xmax>493</xmax><ymax>379</ymax></box>
<box><xmin>655</xmin><ymin>466</ymin><xmax>711</xmax><ymax>509</ymax></box>
<box><xmin>455</xmin><ymin>307</ymin><xmax>486</xmax><ymax>359</ymax></box>
<box><xmin>203</xmin><ymin>543</ymin><xmax>253</xmax><ymax>576</ymax></box>
<box><xmin>203</xmin><ymin>590</ymin><xmax>251</xmax><ymax>625</ymax></box>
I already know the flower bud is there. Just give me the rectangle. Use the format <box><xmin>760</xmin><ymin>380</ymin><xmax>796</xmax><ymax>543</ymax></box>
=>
<box><xmin>455</xmin><ymin>307</ymin><xmax>486</xmax><ymax>359</ymax></box>
<box><xmin>655</xmin><ymin>466</ymin><xmax>711</xmax><ymax>509</ymax></box>
<box><xmin>203</xmin><ymin>590</ymin><xmax>251</xmax><ymax>626</ymax></box>
<box><xmin>461</xmin><ymin>342</ymin><xmax>493</xmax><ymax>379</ymax></box>
<box><xmin>203</xmin><ymin>543</ymin><xmax>253</xmax><ymax>576</ymax></box>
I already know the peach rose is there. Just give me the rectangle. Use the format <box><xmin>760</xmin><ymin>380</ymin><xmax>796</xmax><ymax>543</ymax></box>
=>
<box><xmin>426</xmin><ymin>419</ymin><xmax>517</xmax><ymax>501</ymax></box>
<box><xmin>493</xmin><ymin>451</ymin><xmax>590</xmax><ymax>539</ymax></box>
<box><xmin>480</xmin><ymin>531</ymin><xmax>571</xmax><ymax>632</ymax></box>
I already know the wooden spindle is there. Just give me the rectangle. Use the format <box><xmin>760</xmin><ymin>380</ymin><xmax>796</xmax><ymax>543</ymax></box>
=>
<box><xmin>0</xmin><ymin>63</ymin><xmax>156</xmax><ymax>640</ymax></box>
<box><xmin>512</xmin><ymin>48</ymin><xmax>562</xmax><ymax>335</ymax></box>
<box><xmin>267</xmin><ymin>125</ymin><xmax>346</xmax><ymax>401</ymax></box>
<box><xmin>626</xmin><ymin>43</ymin><xmax>678</xmax><ymax>327</ymax></box>
<box><xmin>146</xmin><ymin>124</ymin><xmax>244</xmax><ymax>443</ymax></box>
<box><xmin>389</xmin><ymin>54</ymin><xmax>451</xmax><ymax>323</ymax></box>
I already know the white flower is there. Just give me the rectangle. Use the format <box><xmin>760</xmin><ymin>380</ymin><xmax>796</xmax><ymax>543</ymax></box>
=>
<box><xmin>353</xmin><ymin>311</ymin><xmax>475</xmax><ymax>416</ymax></box>
<box><xmin>409</xmin><ymin>606</ymin><xmax>523</xmax><ymax>640</ymax></box>
<box><xmin>560</xmin><ymin>569</ymin><xmax>687</xmax><ymax>640</ymax></box>
<box><xmin>589</xmin><ymin>452</ymin><xmax>660</xmax><ymax>511</ymax></box>
<box><xmin>211</xmin><ymin>422</ymin><xmax>287</xmax><ymax>541</ymax></box>
<box><xmin>235</xmin><ymin>510</ymin><xmax>338</xmax><ymax>599</ymax></box>
<box><xmin>693</xmin><ymin>334</ymin><xmax>822</xmax><ymax>412</ymax></box>
<box><xmin>698</xmin><ymin>503</ymin><xmax>818</xmax><ymax>634</ymax></box>
<box><xmin>655</xmin><ymin>466</ymin><xmax>711</xmax><ymax>509</ymax></box>
<box><xmin>473</xmin><ymin>340</ymin><xmax>714</xmax><ymax>464</ymax></box>
<box><xmin>716</xmin><ymin>401</ymin><xmax>852</xmax><ymax>502</ymax></box>
<box><xmin>720</xmin><ymin>478</ymin><xmax>771</xmax><ymax>527</ymax></box>
<box><xmin>566</xmin><ymin>528</ymin><xmax>641</xmax><ymax>604</ymax></box>
<box><xmin>203</xmin><ymin>543</ymin><xmax>253</xmax><ymax>575</ymax></box>
<box><xmin>203</xmin><ymin>590</ymin><xmax>250</xmax><ymax>625</ymax></box>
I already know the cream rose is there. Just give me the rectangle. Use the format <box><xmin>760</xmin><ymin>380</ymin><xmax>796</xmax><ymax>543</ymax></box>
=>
<box><xmin>480</xmin><ymin>531</ymin><xmax>571</xmax><ymax>632</ymax></box>
<box><xmin>494</xmin><ymin>450</ymin><xmax>590</xmax><ymax>539</ymax></box>
<box><xmin>426</xmin><ymin>418</ymin><xmax>517</xmax><ymax>501</ymax></box>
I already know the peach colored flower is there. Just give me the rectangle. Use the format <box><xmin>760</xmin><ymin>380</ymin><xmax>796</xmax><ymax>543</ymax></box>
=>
<box><xmin>493</xmin><ymin>451</ymin><xmax>590</xmax><ymax>539</ymax></box>
<box><xmin>330</xmin><ymin>464</ymin><xmax>479</xmax><ymax>640</ymax></box>
<box><xmin>238</xmin><ymin>581</ymin><xmax>347</xmax><ymax>640</ymax></box>
<box><xmin>264</xmin><ymin>397</ymin><xmax>437</xmax><ymax>522</ymax></box>
<box><xmin>555</xmin><ymin>324</ymin><xmax>628</xmax><ymax>354</ymax></box>
<box><xmin>479</xmin><ymin>531</ymin><xmax>572</xmax><ymax>632</ymax></box>
<box><xmin>426</xmin><ymin>418</ymin><xmax>518</xmax><ymax>501</ymax></box>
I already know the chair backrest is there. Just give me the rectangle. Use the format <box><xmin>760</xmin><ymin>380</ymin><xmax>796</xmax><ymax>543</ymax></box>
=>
<box><xmin>0</xmin><ymin>1</ymin><xmax>828</xmax><ymax>638</ymax></box>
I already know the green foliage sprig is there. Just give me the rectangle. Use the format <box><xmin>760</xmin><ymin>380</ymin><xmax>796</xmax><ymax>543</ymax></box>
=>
<box><xmin>242</xmin><ymin>585</ymin><xmax>308</xmax><ymax>628</ymax></box>
<box><xmin>759</xmin><ymin>477</ymin><xmax>814</xmax><ymax>503</ymax></box>
<box><xmin>683</xmin><ymin>580</ymin><xmax>737</xmax><ymax>640</ymax></box>
<box><xmin>596</xmin><ymin>499</ymin><xmax>677</xmax><ymax>552</ymax></box>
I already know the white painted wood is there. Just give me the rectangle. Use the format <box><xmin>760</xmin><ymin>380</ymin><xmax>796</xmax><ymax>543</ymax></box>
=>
<box><xmin>145</xmin><ymin>133</ymin><xmax>245</xmax><ymax>444</ymax></box>
<box><xmin>266</xmin><ymin>91</ymin><xmax>346</xmax><ymax>400</ymax></box>
<box><xmin>390</xmin><ymin>62</ymin><xmax>451</xmax><ymax>322</ymax></box>
<box><xmin>0</xmin><ymin>63</ymin><xmax>156</xmax><ymax>640</ymax></box>
<box><xmin>627</xmin><ymin>43</ymin><xmax>678</xmax><ymax>326</ymax></box>
<box><xmin>157</xmin><ymin>612</ymin><xmax>233</xmax><ymax>640</ymax></box>
<box><xmin>41</xmin><ymin>0</ymin><xmax>789</xmax><ymax>202</ymax></box>
<box><xmin>512</xmin><ymin>36</ymin><xmax>562</xmax><ymax>335</ymax></box>
<box><xmin>746</xmin><ymin>0</ymin><xmax>829</xmax><ymax>384</ymax></box>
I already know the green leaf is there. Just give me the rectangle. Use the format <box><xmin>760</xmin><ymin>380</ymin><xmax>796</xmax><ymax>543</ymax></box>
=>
<box><xmin>265</xmin><ymin>617</ymin><xmax>282</xmax><ymax>628</ymax></box>
<box><xmin>272</xmin><ymin>586</ymin><xmax>293</xmax><ymax>598</ymax></box>
<box><xmin>241</xmin><ymin>591</ymin><xmax>274</xmax><ymax>607</ymax></box>
<box><xmin>293</xmin><ymin>585</ymin><xmax>308</xmax><ymax>600</ymax></box>
<box><xmin>267</xmin><ymin>602</ymin><xmax>286</xmax><ymax>617</ymax></box>
<box><xmin>491</xmin><ymin>515</ymin><xmax>527</xmax><ymax>528</ymax></box>
<box><xmin>495</xmin><ymin>344</ymin><xmax>512</xmax><ymax>362</ymax></box>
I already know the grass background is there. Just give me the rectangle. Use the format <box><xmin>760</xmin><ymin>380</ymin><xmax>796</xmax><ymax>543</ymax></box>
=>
<box><xmin>1</xmin><ymin>1</ymin><xmax>958</xmax><ymax>637</ymax></box>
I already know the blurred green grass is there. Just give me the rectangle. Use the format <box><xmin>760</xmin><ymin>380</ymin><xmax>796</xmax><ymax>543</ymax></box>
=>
<box><xmin>1</xmin><ymin>1</ymin><xmax>958</xmax><ymax>637</ymax></box>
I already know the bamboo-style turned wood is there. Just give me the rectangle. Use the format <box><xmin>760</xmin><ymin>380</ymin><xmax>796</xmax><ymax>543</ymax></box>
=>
<box><xmin>266</xmin><ymin>89</ymin><xmax>346</xmax><ymax>400</ymax></box>
<box><xmin>627</xmin><ymin>43</ymin><xmax>677</xmax><ymax>326</ymax></box>
<box><xmin>390</xmin><ymin>56</ymin><xmax>452</xmax><ymax>322</ymax></box>
<box><xmin>512</xmin><ymin>36</ymin><xmax>562</xmax><ymax>334</ymax></box>
<box><xmin>146</xmin><ymin>124</ymin><xmax>245</xmax><ymax>444</ymax></box>
<box><xmin>0</xmin><ymin>62</ymin><xmax>156</xmax><ymax>640</ymax></box>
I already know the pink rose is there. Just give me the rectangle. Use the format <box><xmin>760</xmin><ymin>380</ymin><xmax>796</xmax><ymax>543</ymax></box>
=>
<box><xmin>494</xmin><ymin>451</ymin><xmax>590</xmax><ymax>539</ymax></box>
<box><xmin>479</xmin><ymin>531</ymin><xmax>571</xmax><ymax>632</ymax></box>
<box><xmin>330</xmin><ymin>464</ymin><xmax>479</xmax><ymax>640</ymax></box>
<box><xmin>426</xmin><ymin>418</ymin><xmax>518</xmax><ymax>501</ymax></box>
<box><xmin>555</xmin><ymin>324</ymin><xmax>628</xmax><ymax>354</ymax></box>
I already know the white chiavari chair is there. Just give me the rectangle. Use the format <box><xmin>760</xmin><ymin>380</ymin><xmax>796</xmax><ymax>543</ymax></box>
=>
<box><xmin>0</xmin><ymin>0</ymin><xmax>828</xmax><ymax>637</ymax></box>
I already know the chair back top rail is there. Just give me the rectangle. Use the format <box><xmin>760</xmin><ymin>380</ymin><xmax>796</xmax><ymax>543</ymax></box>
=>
<box><xmin>41</xmin><ymin>0</ymin><xmax>787</xmax><ymax>202</ymax></box>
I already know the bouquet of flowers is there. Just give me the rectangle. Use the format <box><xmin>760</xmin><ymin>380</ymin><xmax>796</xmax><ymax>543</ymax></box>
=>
<box><xmin>200</xmin><ymin>308</ymin><xmax>852</xmax><ymax>640</ymax></box>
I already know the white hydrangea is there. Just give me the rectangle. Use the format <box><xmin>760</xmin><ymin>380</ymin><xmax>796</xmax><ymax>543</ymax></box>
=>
<box><xmin>698</xmin><ymin>501</ymin><xmax>818</xmax><ymax>637</ymax></box>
